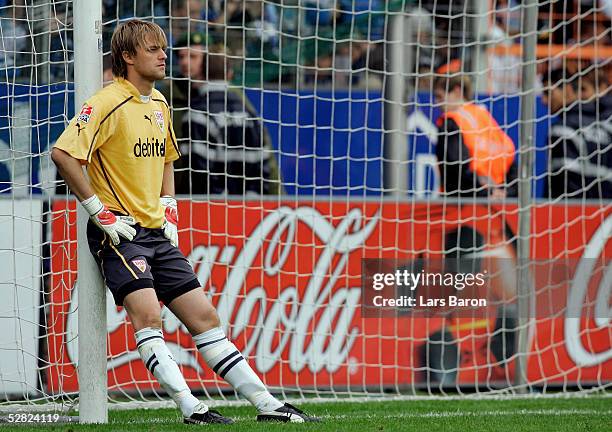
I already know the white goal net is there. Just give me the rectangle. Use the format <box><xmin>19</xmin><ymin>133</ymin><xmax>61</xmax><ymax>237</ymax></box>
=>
<box><xmin>1</xmin><ymin>0</ymin><xmax>611</xmax><ymax>414</ymax></box>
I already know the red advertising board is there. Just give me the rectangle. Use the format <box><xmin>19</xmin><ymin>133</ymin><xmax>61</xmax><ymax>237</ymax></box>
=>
<box><xmin>47</xmin><ymin>200</ymin><xmax>612</xmax><ymax>393</ymax></box>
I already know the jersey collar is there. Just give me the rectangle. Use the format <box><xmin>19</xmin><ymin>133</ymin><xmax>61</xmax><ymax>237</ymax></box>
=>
<box><xmin>115</xmin><ymin>77</ymin><xmax>153</xmax><ymax>103</ymax></box>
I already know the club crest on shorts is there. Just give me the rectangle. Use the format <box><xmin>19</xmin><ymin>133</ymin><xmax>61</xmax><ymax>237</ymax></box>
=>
<box><xmin>77</xmin><ymin>105</ymin><xmax>93</xmax><ymax>123</ymax></box>
<box><xmin>132</xmin><ymin>259</ymin><xmax>146</xmax><ymax>273</ymax></box>
<box><xmin>153</xmin><ymin>110</ymin><xmax>164</xmax><ymax>133</ymax></box>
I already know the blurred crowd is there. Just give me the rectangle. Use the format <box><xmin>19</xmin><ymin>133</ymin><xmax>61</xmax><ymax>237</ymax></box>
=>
<box><xmin>0</xmin><ymin>0</ymin><xmax>390</xmax><ymax>87</ymax></box>
<box><xmin>0</xmin><ymin>0</ymin><xmax>609</xmax><ymax>198</ymax></box>
<box><xmin>1</xmin><ymin>0</ymin><xmax>610</xmax><ymax>94</ymax></box>
<box><xmin>97</xmin><ymin>0</ymin><xmax>388</xmax><ymax>88</ymax></box>
<box><xmin>414</xmin><ymin>0</ymin><xmax>612</xmax><ymax>93</ymax></box>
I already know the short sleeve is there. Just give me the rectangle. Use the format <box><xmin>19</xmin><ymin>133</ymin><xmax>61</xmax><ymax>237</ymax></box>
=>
<box><xmin>54</xmin><ymin>96</ymin><xmax>111</xmax><ymax>163</ymax></box>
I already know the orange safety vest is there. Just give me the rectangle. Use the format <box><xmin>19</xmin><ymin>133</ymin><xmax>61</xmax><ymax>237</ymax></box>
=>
<box><xmin>438</xmin><ymin>103</ymin><xmax>515</xmax><ymax>186</ymax></box>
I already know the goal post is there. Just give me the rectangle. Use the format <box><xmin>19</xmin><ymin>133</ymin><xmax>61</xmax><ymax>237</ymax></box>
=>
<box><xmin>515</xmin><ymin>0</ymin><xmax>538</xmax><ymax>393</ymax></box>
<box><xmin>384</xmin><ymin>11</ymin><xmax>408</xmax><ymax>196</ymax></box>
<box><xmin>73</xmin><ymin>0</ymin><xmax>106</xmax><ymax>423</ymax></box>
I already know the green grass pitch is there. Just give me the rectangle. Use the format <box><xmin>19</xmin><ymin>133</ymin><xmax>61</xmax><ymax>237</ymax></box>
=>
<box><xmin>3</xmin><ymin>397</ymin><xmax>611</xmax><ymax>431</ymax></box>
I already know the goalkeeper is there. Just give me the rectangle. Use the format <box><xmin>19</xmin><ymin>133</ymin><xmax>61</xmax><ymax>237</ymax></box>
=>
<box><xmin>51</xmin><ymin>19</ymin><xmax>317</xmax><ymax>425</ymax></box>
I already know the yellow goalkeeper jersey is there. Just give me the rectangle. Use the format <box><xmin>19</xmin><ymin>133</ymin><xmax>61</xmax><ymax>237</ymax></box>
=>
<box><xmin>54</xmin><ymin>77</ymin><xmax>180</xmax><ymax>228</ymax></box>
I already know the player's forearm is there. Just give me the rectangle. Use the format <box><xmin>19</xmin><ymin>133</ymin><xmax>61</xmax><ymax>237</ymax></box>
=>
<box><xmin>161</xmin><ymin>161</ymin><xmax>175</xmax><ymax>197</ymax></box>
<box><xmin>51</xmin><ymin>148</ymin><xmax>95</xmax><ymax>202</ymax></box>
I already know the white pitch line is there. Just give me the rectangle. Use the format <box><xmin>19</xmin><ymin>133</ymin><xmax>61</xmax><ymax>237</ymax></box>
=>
<box><xmin>110</xmin><ymin>409</ymin><xmax>612</xmax><ymax>425</ymax></box>
<box><xmin>322</xmin><ymin>409</ymin><xmax>612</xmax><ymax>419</ymax></box>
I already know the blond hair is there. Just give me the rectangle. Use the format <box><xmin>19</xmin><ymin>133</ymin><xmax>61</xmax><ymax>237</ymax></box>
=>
<box><xmin>111</xmin><ymin>19</ymin><xmax>167</xmax><ymax>78</ymax></box>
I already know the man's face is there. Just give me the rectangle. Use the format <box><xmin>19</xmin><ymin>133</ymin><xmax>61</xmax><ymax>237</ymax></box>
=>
<box><xmin>188</xmin><ymin>0</ymin><xmax>203</xmax><ymax>18</ymax></box>
<box><xmin>178</xmin><ymin>45</ymin><xmax>205</xmax><ymax>80</ymax></box>
<box><xmin>580</xmin><ymin>80</ymin><xmax>596</xmax><ymax>101</ymax></box>
<box><xmin>542</xmin><ymin>85</ymin><xmax>565</xmax><ymax>115</ymax></box>
<box><xmin>128</xmin><ymin>35</ymin><xmax>167</xmax><ymax>82</ymax></box>
<box><xmin>434</xmin><ymin>85</ymin><xmax>463</xmax><ymax>113</ymax></box>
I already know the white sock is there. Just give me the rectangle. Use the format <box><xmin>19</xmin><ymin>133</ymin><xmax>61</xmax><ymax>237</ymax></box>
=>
<box><xmin>193</xmin><ymin>327</ymin><xmax>283</xmax><ymax>413</ymax></box>
<box><xmin>135</xmin><ymin>327</ymin><xmax>203</xmax><ymax>417</ymax></box>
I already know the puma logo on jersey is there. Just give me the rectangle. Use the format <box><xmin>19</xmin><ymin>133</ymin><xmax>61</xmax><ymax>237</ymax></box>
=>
<box><xmin>133</xmin><ymin>137</ymin><xmax>166</xmax><ymax>157</ymax></box>
<box><xmin>76</xmin><ymin>123</ymin><xmax>85</xmax><ymax>136</ymax></box>
<box><xmin>144</xmin><ymin>114</ymin><xmax>152</xmax><ymax>125</ymax></box>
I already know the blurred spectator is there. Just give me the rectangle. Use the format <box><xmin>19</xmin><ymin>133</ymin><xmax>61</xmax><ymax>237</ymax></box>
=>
<box><xmin>303</xmin><ymin>28</ymin><xmax>383</xmax><ymax>88</ymax></box>
<box><xmin>580</xmin><ymin>67</ymin><xmax>612</xmax><ymax>116</ymax></box>
<box><xmin>411</xmin><ymin>7</ymin><xmax>436</xmax><ymax>90</ymax></box>
<box><xmin>103</xmin><ymin>0</ymin><xmax>168</xmax><ymax>20</ymax></box>
<box><xmin>298</xmin><ymin>0</ymin><xmax>388</xmax><ymax>88</ymax></box>
<box><xmin>337</xmin><ymin>0</ymin><xmax>385</xmax><ymax>41</ymax></box>
<box><xmin>334</xmin><ymin>40</ymin><xmax>382</xmax><ymax>88</ymax></box>
<box><xmin>487</xmin><ymin>24</ymin><xmax>522</xmax><ymax>94</ymax></box>
<box><xmin>0</xmin><ymin>1</ymin><xmax>28</xmax><ymax>80</ymax></box>
<box><xmin>542</xmin><ymin>67</ymin><xmax>612</xmax><ymax>199</ymax></box>
<box><xmin>158</xmin><ymin>32</ymin><xmax>208</xmax><ymax>161</ymax></box>
<box><xmin>176</xmin><ymin>32</ymin><xmax>208</xmax><ymax>91</ymax></box>
<box><xmin>176</xmin><ymin>45</ymin><xmax>281</xmax><ymax>195</ymax></box>
<box><xmin>417</xmin><ymin>64</ymin><xmax>435</xmax><ymax>91</ymax></box>
<box><xmin>302</xmin><ymin>0</ymin><xmax>390</xmax><ymax>42</ymax></box>
<box><xmin>214</xmin><ymin>0</ymin><xmax>279</xmax><ymax>54</ymax></box>
<box><xmin>170</xmin><ymin>0</ymin><xmax>207</xmax><ymax>47</ymax></box>
<box><xmin>303</xmin><ymin>0</ymin><xmax>336</xmax><ymax>34</ymax></box>
<box><xmin>347</xmin><ymin>41</ymin><xmax>383</xmax><ymax>88</ymax></box>
<box><xmin>495</xmin><ymin>0</ymin><xmax>521</xmax><ymax>36</ymax></box>
<box><xmin>433</xmin><ymin>74</ymin><xmax>517</xmax><ymax>198</ymax></box>
<box><xmin>202</xmin><ymin>0</ymin><xmax>222</xmax><ymax>21</ymax></box>
<box><xmin>577</xmin><ymin>10</ymin><xmax>612</xmax><ymax>46</ymax></box>
<box><xmin>221</xmin><ymin>0</ymin><xmax>278</xmax><ymax>30</ymax></box>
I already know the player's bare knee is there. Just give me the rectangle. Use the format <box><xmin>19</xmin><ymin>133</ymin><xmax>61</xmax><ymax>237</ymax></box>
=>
<box><xmin>203</xmin><ymin>310</ymin><xmax>221</xmax><ymax>330</ymax></box>
<box><xmin>136</xmin><ymin>312</ymin><xmax>162</xmax><ymax>330</ymax></box>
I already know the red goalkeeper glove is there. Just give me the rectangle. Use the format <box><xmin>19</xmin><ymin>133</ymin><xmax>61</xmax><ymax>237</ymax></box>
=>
<box><xmin>82</xmin><ymin>195</ymin><xmax>136</xmax><ymax>246</ymax></box>
<box><xmin>160</xmin><ymin>195</ymin><xmax>179</xmax><ymax>247</ymax></box>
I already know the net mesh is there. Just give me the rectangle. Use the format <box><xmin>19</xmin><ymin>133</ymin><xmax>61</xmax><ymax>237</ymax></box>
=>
<box><xmin>0</xmin><ymin>0</ymin><xmax>611</xmax><ymax>412</ymax></box>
